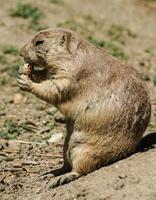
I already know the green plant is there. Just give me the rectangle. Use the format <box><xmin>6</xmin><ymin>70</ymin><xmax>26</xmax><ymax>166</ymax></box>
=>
<box><xmin>10</xmin><ymin>3</ymin><xmax>43</xmax><ymax>22</ymax></box>
<box><xmin>28</xmin><ymin>21</ymin><xmax>48</xmax><ymax>31</ymax></box>
<box><xmin>103</xmin><ymin>40</ymin><xmax>128</xmax><ymax>60</ymax></box>
<box><xmin>108</xmin><ymin>24</ymin><xmax>137</xmax><ymax>44</ymax></box>
<box><xmin>7</xmin><ymin>61</ymin><xmax>20</xmax><ymax>77</ymax></box>
<box><xmin>0</xmin><ymin>121</ymin><xmax>22</xmax><ymax>139</ymax></box>
<box><xmin>57</xmin><ymin>18</ymin><xmax>94</xmax><ymax>38</ymax></box>
<box><xmin>0</xmin><ymin>121</ymin><xmax>37</xmax><ymax>140</ymax></box>
<box><xmin>87</xmin><ymin>36</ymin><xmax>105</xmax><ymax>47</ymax></box>
<box><xmin>10</xmin><ymin>3</ymin><xmax>44</xmax><ymax>31</ymax></box>
<box><xmin>0</xmin><ymin>75</ymin><xmax>8</xmax><ymax>86</ymax></box>
<box><xmin>0</xmin><ymin>44</ymin><xmax>21</xmax><ymax>77</ymax></box>
<box><xmin>87</xmin><ymin>36</ymin><xmax>128</xmax><ymax>60</ymax></box>
<box><xmin>82</xmin><ymin>15</ymin><xmax>98</xmax><ymax>26</ymax></box>
<box><xmin>49</xmin><ymin>0</ymin><xmax>64</xmax><ymax>4</ymax></box>
<box><xmin>144</xmin><ymin>49</ymin><xmax>154</xmax><ymax>56</ymax></box>
<box><xmin>0</xmin><ymin>54</ymin><xmax>7</xmax><ymax>65</ymax></box>
<box><xmin>57</xmin><ymin>19</ymin><xmax>78</xmax><ymax>31</ymax></box>
<box><xmin>2</xmin><ymin>45</ymin><xmax>19</xmax><ymax>55</ymax></box>
<box><xmin>0</xmin><ymin>51</ymin><xmax>20</xmax><ymax>77</ymax></box>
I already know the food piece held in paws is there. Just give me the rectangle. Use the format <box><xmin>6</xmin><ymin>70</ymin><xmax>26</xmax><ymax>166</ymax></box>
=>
<box><xmin>19</xmin><ymin>28</ymin><xmax>151</xmax><ymax>187</ymax></box>
<box><xmin>18</xmin><ymin>63</ymin><xmax>33</xmax><ymax>77</ymax></box>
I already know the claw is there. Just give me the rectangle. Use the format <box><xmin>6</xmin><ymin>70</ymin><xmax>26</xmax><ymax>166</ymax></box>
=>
<box><xmin>38</xmin><ymin>166</ymin><xmax>70</xmax><ymax>181</ymax></box>
<box><xmin>47</xmin><ymin>172</ymin><xmax>80</xmax><ymax>189</ymax></box>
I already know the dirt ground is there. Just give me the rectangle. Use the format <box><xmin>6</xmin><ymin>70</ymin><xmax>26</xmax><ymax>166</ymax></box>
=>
<box><xmin>0</xmin><ymin>0</ymin><xmax>156</xmax><ymax>199</ymax></box>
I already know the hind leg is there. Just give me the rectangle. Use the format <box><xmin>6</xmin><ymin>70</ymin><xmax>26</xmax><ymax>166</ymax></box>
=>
<box><xmin>47</xmin><ymin>131</ymin><xmax>101</xmax><ymax>189</ymax></box>
<box><xmin>47</xmin><ymin>171</ymin><xmax>80</xmax><ymax>189</ymax></box>
<box><xmin>39</xmin><ymin>132</ymin><xmax>72</xmax><ymax>181</ymax></box>
<box><xmin>47</xmin><ymin>148</ymin><xmax>100</xmax><ymax>189</ymax></box>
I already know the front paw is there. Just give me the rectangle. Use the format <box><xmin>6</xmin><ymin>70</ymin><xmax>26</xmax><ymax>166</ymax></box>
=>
<box><xmin>17</xmin><ymin>74</ymin><xmax>33</xmax><ymax>91</ymax></box>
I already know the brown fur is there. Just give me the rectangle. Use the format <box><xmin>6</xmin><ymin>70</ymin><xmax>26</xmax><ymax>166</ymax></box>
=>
<box><xmin>18</xmin><ymin>28</ymin><xmax>151</xmax><ymax>180</ymax></box>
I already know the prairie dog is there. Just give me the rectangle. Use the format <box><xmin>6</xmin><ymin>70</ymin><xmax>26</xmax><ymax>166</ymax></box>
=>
<box><xmin>18</xmin><ymin>28</ymin><xmax>151</xmax><ymax>188</ymax></box>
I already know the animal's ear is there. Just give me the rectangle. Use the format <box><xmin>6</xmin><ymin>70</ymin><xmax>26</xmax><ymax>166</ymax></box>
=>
<box><xmin>59</xmin><ymin>34</ymin><xmax>67</xmax><ymax>46</ymax></box>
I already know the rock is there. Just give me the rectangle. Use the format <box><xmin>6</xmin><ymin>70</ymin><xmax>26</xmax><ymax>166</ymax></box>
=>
<box><xmin>118</xmin><ymin>174</ymin><xmax>127</xmax><ymax>179</ymax></box>
<box><xmin>0</xmin><ymin>143</ymin><xmax>3</xmax><ymax>150</ymax></box>
<box><xmin>113</xmin><ymin>178</ymin><xmax>125</xmax><ymax>190</ymax></box>
<box><xmin>39</xmin><ymin>127</ymin><xmax>51</xmax><ymax>134</ymax></box>
<box><xmin>8</xmin><ymin>140</ymin><xmax>21</xmax><ymax>152</ymax></box>
<box><xmin>12</xmin><ymin>161</ymin><xmax>23</xmax><ymax>168</ymax></box>
<box><xmin>54</xmin><ymin>112</ymin><xmax>65</xmax><ymax>123</ymax></box>
<box><xmin>129</xmin><ymin>176</ymin><xmax>141</xmax><ymax>184</ymax></box>
<box><xmin>0</xmin><ymin>185</ymin><xmax>5</xmax><ymax>192</ymax></box>
<box><xmin>13</xmin><ymin>93</ymin><xmax>23</xmax><ymax>104</ymax></box>
<box><xmin>47</xmin><ymin>107</ymin><xmax>58</xmax><ymax>115</ymax></box>
<box><xmin>48</xmin><ymin>132</ymin><xmax>64</xmax><ymax>144</ymax></box>
<box><xmin>0</xmin><ymin>112</ymin><xmax>6</xmax><ymax>116</ymax></box>
<box><xmin>0</xmin><ymin>139</ymin><xmax>8</xmax><ymax>149</ymax></box>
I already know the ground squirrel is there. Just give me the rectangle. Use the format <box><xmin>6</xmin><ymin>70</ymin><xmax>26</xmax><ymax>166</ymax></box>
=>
<box><xmin>18</xmin><ymin>28</ymin><xmax>151</xmax><ymax>188</ymax></box>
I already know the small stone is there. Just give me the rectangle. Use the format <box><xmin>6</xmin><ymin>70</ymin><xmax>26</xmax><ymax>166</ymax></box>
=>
<box><xmin>48</xmin><ymin>133</ymin><xmax>64</xmax><ymax>144</ymax></box>
<box><xmin>113</xmin><ymin>179</ymin><xmax>125</xmax><ymax>190</ymax></box>
<box><xmin>54</xmin><ymin>112</ymin><xmax>65</xmax><ymax>123</ymax></box>
<box><xmin>28</xmin><ymin>144</ymin><xmax>33</xmax><ymax>150</ymax></box>
<box><xmin>0</xmin><ymin>144</ymin><xmax>3</xmax><ymax>150</ymax></box>
<box><xmin>118</xmin><ymin>174</ymin><xmax>127</xmax><ymax>179</ymax></box>
<box><xmin>12</xmin><ymin>162</ymin><xmax>22</xmax><ymax>168</ymax></box>
<box><xmin>129</xmin><ymin>176</ymin><xmax>140</xmax><ymax>184</ymax></box>
<box><xmin>13</xmin><ymin>93</ymin><xmax>23</xmax><ymax>104</ymax></box>
<box><xmin>0</xmin><ymin>112</ymin><xmax>6</xmax><ymax>116</ymax></box>
<box><xmin>39</xmin><ymin>127</ymin><xmax>51</xmax><ymax>134</ymax></box>
<box><xmin>22</xmin><ymin>160</ymin><xmax>39</xmax><ymax>165</ymax></box>
<box><xmin>8</xmin><ymin>141</ymin><xmax>21</xmax><ymax>152</ymax></box>
<box><xmin>0</xmin><ymin>185</ymin><xmax>5</xmax><ymax>192</ymax></box>
<box><xmin>42</xmin><ymin>120</ymin><xmax>48</xmax><ymax>125</ymax></box>
<box><xmin>47</xmin><ymin>107</ymin><xmax>58</xmax><ymax>115</ymax></box>
<box><xmin>35</xmin><ymin>187</ymin><xmax>43</xmax><ymax>194</ymax></box>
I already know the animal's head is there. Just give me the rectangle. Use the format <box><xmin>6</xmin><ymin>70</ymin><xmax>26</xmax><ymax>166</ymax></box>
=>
<box><xmin>20</xmin><ymin>28</ymin><xmax>81</xmax><ymax>70</ymax></box>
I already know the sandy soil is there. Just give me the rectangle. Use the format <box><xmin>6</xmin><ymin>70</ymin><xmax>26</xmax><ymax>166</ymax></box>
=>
<box><xmin>0</xmin><ymin>0</ymin><xmax>156</xmax><ymax>199</ymax></box>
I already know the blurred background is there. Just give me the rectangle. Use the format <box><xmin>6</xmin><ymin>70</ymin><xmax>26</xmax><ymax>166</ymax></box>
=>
<box><xmin>0</xmin><ymin>0</ymin><xmax>156</xmax><ymax>199</ymax></box>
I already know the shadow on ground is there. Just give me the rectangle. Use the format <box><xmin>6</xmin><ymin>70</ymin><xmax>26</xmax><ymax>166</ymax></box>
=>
<box><xmin>138</xmin><ymin>132</ymin><xmax>156</xmax><ymax>152</ymax></box>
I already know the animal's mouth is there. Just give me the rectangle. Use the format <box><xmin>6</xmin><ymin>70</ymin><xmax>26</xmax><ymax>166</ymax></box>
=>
<box><xmin>25</xmin><ymin>61</ymin><xmax>44</xmax><ymax>70</ymax></box>
<box><xmin>21</xmin><ymin>62</ymin><xmax>45</xmax><ymax>77</ymax></box>
<box><xmin>23</xmin><ymin>57</ymin><xmax>34</xmax><ymax>68</ymax></box>
<box><xmin>27</xmin><ymin>62</ymin><xmax>34</xmax><ymax>69</ymax></box>
<box><xmin>23</xmin><ymin>57</ymin><xmax>47</xmax><ymax>71</ymax></box>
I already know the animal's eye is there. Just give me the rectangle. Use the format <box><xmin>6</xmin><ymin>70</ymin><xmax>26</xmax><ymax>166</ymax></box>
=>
<box><xmin>35</xmin><ymin>40</ymin><xmax>44</xmax><ymax>46</ymax></box>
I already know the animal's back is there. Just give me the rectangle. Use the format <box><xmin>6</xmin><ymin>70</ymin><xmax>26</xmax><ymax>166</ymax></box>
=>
<box><xmin>64</xmin><ymin>47</ymin><xmax>151</xmax><ymax>168</ymax></box>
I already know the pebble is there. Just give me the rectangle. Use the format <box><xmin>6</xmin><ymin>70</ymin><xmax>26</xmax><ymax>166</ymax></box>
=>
<box><xmin>13</xmin><ymin>93</ymin><xmax>23</xmax><ymax>104</ymax></box>
<box><xmin>8</xmin><ymin>141</ymin><xmax>21</xmax><ymax>152</ymax></box>
<box><xmin>39</xmin><ymin>127</ymin><xmax>51</xmax><ymax>134</ymax></box>
<box><xmin>47</xmin><ymin>107</ymin><xmax>58</xmax><ymax>115</ymax></box>
<box><xmin>113</xmin><ymin>179</ymin><xmax>125</xmax><ymax>190</ymax></box>
<box><xmin>48</xmin><ymin>132</ymin><xmax>64</xmax><ymax>144</ymax></box>
<box><xmin>54</xmin><ymin>112</ymin><xmax>65</xmax><ymax>123</ymax></box>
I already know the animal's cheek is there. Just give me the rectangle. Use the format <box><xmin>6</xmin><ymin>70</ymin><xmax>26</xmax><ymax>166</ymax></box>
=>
<box><xmin>27</xmin><ymin>51</ymin><xmax>38</xmax><ymax>61</ymax></box>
